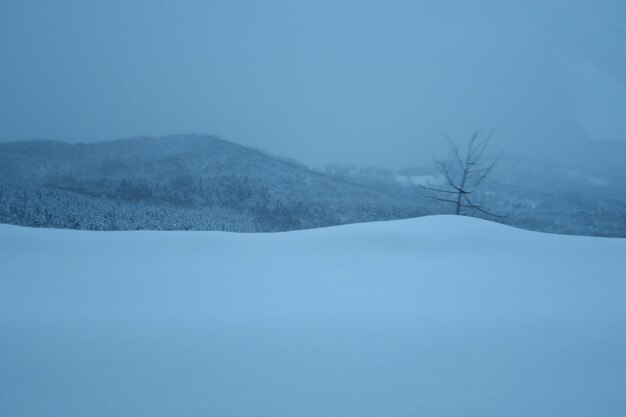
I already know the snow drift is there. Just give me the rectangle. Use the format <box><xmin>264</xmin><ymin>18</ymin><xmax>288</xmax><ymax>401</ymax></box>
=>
<box><xmin>1</xmin><ymin>215</ymin><xmax>625</xmax><ymax>416</ymax></box>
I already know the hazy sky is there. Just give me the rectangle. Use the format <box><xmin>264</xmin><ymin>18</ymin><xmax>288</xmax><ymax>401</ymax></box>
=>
<box><xmin>1</xmin><ymin>0</ymin><xmax>625</xmax><ymax>167</ymax></box>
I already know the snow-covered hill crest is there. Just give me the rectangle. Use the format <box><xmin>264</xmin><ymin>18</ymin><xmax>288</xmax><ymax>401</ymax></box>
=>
<box><xmin>1</xmin><ymin>216</ymin><xmax>625</xmax><ymax>416</ymax></box>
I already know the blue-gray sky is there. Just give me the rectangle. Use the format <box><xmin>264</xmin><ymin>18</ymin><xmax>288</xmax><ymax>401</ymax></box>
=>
<box><xmin>1</xmin><ymin>0</ymin><xmax>625</xmax><ymax>167</ymax></box>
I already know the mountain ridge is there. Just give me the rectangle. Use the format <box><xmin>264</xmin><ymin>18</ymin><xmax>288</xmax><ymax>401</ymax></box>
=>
<box><xmin>0</xmin><ymin>134</ymin><xmax>427</xmax><ymax>232</ymax></box>
<box><xmin>1</xmin><ymin>134</ymin><xmax>625</xmax><ymax>236</ymax></box>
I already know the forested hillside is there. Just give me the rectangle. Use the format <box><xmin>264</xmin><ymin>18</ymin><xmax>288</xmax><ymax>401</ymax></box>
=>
<box><xmin>0</xmin><ymin>135</ymin><xmax>427</xmax><ymax>231</ymax></box>
<box><xmin>1</xmin><ymin>134</ymin><xmax>625</xmax><ymax>236</ymax></box>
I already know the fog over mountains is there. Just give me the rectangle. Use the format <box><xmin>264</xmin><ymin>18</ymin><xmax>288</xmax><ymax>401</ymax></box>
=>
<box><xmin>2</xmin><ymin>1</ymin><xmax>625</xmax><ymax>168</ymax></box>
<box><xmin>2</xmin><ymin>1</ymin><xmax>624</xmax><ymax>236</ymax></box>
<box><xmin>1</xmin><ymin>134</ymin><xmax>625</xmax><ymax>236</ymax></box>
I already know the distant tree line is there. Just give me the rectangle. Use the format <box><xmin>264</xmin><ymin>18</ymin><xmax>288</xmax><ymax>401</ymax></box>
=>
<box><xmin>0</xmin><ymin>176</ymin><xmax>425</xmax><ymax>232</ymax></box>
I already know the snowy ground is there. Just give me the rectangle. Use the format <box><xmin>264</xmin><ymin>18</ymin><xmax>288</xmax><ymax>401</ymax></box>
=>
<box><xmin>1</xmin><ymin>215</ymin><xmax>625</xmax><ymax>417</ymax></box>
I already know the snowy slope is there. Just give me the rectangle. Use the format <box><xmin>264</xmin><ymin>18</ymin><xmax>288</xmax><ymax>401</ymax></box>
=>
<box><xmin>1</xmin><ymin>216</ymin><xmax>625</xmax><ymax>417</ymax></box>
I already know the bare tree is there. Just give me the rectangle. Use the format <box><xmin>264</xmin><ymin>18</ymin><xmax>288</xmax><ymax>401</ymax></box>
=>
<box><xmin>422</xmin><ymin>129</ymin><xmax>503</xmax><ymax>217</ymax></box>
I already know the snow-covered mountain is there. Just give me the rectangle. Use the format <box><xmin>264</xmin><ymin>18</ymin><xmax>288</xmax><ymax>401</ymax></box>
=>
<box><xmin>0</xmin><ymin>134</ymin><xmax>425</xmax><ymax>231</ymax></box>
<box><xmin>1</xmin><ymin>134</ymin><xmax>625</xmax><ymax>236</ymax></box>
<box><xmin>1</xmin><ymin>215</ymin><xmax>625</xmax><ymax>416</ymax></box>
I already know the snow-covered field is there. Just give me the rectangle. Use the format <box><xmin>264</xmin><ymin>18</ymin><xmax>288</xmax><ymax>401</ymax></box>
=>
<box><xmin>1</xmin><ymin>215</ymin><xmax>625</xmax><ymax>417</ymax></box>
